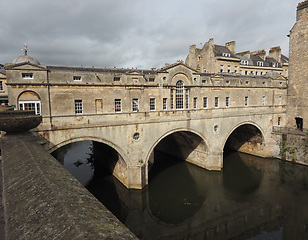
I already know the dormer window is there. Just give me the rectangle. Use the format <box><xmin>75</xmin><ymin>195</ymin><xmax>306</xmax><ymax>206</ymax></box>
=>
<box><xmin>73</xmin><ymin>76</ymin><xmax>82</xmax><ymax>81</ymax></box>
<box><xmin>257</xmin><ymin>61</ymin><xmax>264</xmax><ymax>67</ymax></box>
<box><xmin>22</xmin><ymin>73</ymin><xmax>33</xmax><ymax>79</ymax></box>
<box><xmin>241</xmin><ymin>60</ymin><xmax>249</xmax><ymax>65</ymax></box>
<box><xmin>222</xmin><ymin>53</ymin><xmax>231</xmax><ymax>57</ymax></box>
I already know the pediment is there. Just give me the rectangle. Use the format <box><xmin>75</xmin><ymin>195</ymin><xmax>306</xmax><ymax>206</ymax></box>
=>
<box><xmin>126</xmin><ymin>70</ymin><xmax>143</xmax><ymax>76</ymax></box>
<box><xmin>271</xmin><ymin>75</ymin><xmax>287</xmax><ymax>81</ymax></box>
<box><xmin>5</xmin><ymin>62</ymin><xmax>47</xmax><ymax>71</ymax></box>
<box><xmin>158</xmin><ymin>62</ymin><xmax>198</xmax><ymax>73</ymax></box>
<box><xmin>210</xmin><ymin>73</ymin><xmax>224</xmax><ymax>79</ymax></box>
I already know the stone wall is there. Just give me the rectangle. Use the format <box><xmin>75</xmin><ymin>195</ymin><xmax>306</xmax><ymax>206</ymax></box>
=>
<box><xmin>0</xmin><ymin>132</ymin><xmax>137</xmax><ymax>240</ymax></box>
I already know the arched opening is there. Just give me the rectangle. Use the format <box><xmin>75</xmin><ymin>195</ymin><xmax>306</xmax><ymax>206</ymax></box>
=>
<box><xmin>147</xmin><ymin>131</ymin><xmax>208</xmax><ymax>224</ymax></box>
<box><xmin>175</xmin><ymin>80</ymin><xmax>184</xmax><ymax>109</ymax></box>
<box><xmin>224</xmin><ymin>124</ymin><xmax>265</xmax><ymax>156</ymax></box>
<box><xmin>51</xmin><ymin>140</ymin><xmax>129</xmax><ymax>220</ymax></box>
<box><xmin>18</xmin><ymin>91</ymin><xmax>41</xmax><ymax>115</ymax></box>
<box><xmin>295</xmin><ymin>117</ymin><xmax>303</xmax><ymax>131</ymax></box>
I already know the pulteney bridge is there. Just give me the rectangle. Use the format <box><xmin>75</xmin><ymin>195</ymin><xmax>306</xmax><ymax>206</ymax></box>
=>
<box><xmin>5</xmin><ymin>59</ymin><xmax>287</xmax><ymax>189</ymax></box>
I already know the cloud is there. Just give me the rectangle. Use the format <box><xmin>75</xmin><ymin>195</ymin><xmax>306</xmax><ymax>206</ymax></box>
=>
<box><xmin>0</xmin><ymin>0</ymin><xmax>299</xmax><ymax>68</ymax></box>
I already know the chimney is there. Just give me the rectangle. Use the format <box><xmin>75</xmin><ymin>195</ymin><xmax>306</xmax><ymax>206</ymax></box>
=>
<box><xmin>251</xmin><ymin>49</ymin><xmax>266</xmax><ymax>60</ymax></box>
<box><xmin>269</xmin><ymin>46</ymin><xmax>281</xmax><ymax>63</ymax></box>
<box><xmin>225</xmin><ymin>41</ymin><xmax>236</xmax><ymax>55</ymax></box>
<box><xmin>297</xmin><ymin>1</ymin><xmax>308</xmax><ymax>20</ymax></box>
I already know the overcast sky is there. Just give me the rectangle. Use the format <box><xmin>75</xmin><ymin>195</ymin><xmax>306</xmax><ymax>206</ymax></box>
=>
<box><xmin>0</xmin><ymin>0</ymin><xmax>300</xmax><ymax>69</ymax></box>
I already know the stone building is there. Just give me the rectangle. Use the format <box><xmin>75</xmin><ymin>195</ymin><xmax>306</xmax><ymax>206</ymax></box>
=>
<box><xmin>0</xmin><ymin>66</ymin><xmax>8</xmax><ymax>105</ymax></box>
<box><xmin>286</xmin><ymin>0</ymin><xmax>308</xmax><ymax>130</ymax></box>
<box><xmin>185</xmin><ymin>38</ymin><xmax>289</xmax><ymax>77</ymax></box>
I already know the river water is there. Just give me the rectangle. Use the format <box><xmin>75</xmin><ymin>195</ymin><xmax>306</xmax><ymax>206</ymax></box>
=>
<box><xmin>52</xmin><ymin>141</ymin><xmax>308</xmax><ymax>240</ymax></box>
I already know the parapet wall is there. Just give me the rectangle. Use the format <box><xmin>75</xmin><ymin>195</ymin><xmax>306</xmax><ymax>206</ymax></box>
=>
<box><xmin>0</xmin><ymin>132</ymin><xmax>137</xmax><ymax>240</ymax></box>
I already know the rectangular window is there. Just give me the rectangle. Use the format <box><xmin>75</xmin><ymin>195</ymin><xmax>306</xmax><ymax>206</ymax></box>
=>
<box><xmin>150</xmin><ymin>98</ymin><xmax>156</xmax><ymax>111</ymax></box>
<box><xmin>19</xmin><ymin>101</ymin><xmax>41</xmax><ymax>115</ymax></box>
<box><xmin>220</xmin><ymin>65</ymin><xmax>224</xmax><ymax>73</ymax></box>
<box><xmin>285</xmin><ymin>70</ymin><xmax>288</xmax><ymax>77</ymax></box>
<box><xmin>215</xmin><ymin>97</ymin><xmax>219</xmax><ymax>108</ymax></box>
<box><xmin>163</xmin><ymin>98</ymin><xmax>167</xmax><ymax>110</ymax></box>
<box><xmin>245</xmin><ymin>96</ymin><xmax>248</xmax><ymax>107</ymax></box>
<box><xmin>170</xmin><ymin>89</ymin><xmax>174</xmax><ymax>110</ymax></box>
<box><xmin>279</xmin><ymin>96</ymin><xmax>282</xmax><ymax>105</ymax></box>
<box><xmin>22</xmin><ymin>73</ymin><xmax>33</xmax><ymax>79</ymax></box>
<box><xmin>226</xmin><ymin>97</ymin><xmax>230</xmax><ymax>108</ymax></box>
<box><xmin>149</xmin><ymin>77</ymin><xmax>155</xmax><ymax>82</ymax></box>
<box><xmin>202</xmin><ymin>79</ymin><xmax>206</xmax><ymax>84</ymax></box>
<box><xmin>185</xmin><ymin>89</ymin><xmax>189</xmax><ymax>109</ymax></box>
<box><xmin>262</xmin><ymin>96</ymin><xmax>265</xmax><ymax>106</ymax></box>
<box><xmin>278</xmin><ymin>117</ymin><xmax>281</xmax><ymax>126</ymax></box>
<box><xmin>132</xmin><ymin>98</ymin><xmax>139</xmax><ymax>112</ymax></box>
<box><xmin>228</xmin><ymin>65</ymin><xmax>231</xmax><ymax>73</ymax></box>
<box><xmin>203</xmin><ymin>97</ymin><xmax>208</xmax><ymax>109</ymax></box>
<box><xmin>114</xmin><ymin>77</ymin><xmax>120</xmax><ymax>81</ymax></box>
<box><xmin>257</xmin><ymin>61</ymin><xmax>264</xmax><ymax>67</ymax></box>
<box><xmin>73</xmin><ymin>76</ymin><xmax>82</xmax><ymax>81</ymax></box>
<box><xmin>74</xmin><ymin>100</ymin><xmax>83</xmax><ymax>114</ymax></box>
<box><xmin>115</xmin><ymin>99</ymin><xmax>121</xmax><ymax>112</ymax></box>
<box><xmin>193</xmin><ymin>97</ymin><xmax>197</xmax><ymax>109</ymax></box>
<box><xmin>0</xmin><ymin>81</ymin><xmax>3</xmax><ymax>91</ymax></box>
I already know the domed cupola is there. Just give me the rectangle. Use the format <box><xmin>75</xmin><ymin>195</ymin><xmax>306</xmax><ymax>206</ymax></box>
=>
<box><xmin>12</xmin><ymin>43</ymin><xmax>40</xmax><ymax>65</ymax></box>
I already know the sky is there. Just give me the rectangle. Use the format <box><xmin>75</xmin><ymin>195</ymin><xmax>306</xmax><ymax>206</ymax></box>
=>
<box><xmin>0</xmin><ymin>0</ymin><xmax>301</xmax><ymax>69</ymax></box>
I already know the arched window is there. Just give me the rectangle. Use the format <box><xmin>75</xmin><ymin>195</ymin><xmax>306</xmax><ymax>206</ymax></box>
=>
<box><xmin>18</xmin><ymin>91</ymin><xmax>41</xmax><ymax>115</ymax></box>
<box><xmin>176</xmin><ymin>80</ymin><xmax>184</xmax><ymax>109</ymax></box>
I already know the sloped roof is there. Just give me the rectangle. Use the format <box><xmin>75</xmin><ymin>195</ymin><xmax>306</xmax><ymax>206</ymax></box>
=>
<box><xmin>281</xmin><ymin>54</ymin><xmax>289</xmax><ymax>63</ymax></box>
<box><xmin>214</xmin><ymin>45</ymin><xmax>238</xmax><ymax>59</ymax></box>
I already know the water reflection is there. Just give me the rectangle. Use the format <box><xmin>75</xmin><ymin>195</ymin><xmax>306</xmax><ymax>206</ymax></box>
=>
<box><xmin>52</xmin><ymin>141</ymin><xmax>308</xmax><ymax>240</ymax></box>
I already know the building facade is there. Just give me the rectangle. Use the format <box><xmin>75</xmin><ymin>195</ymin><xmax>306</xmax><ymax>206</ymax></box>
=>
<box><xmin>185</xmin><ymin>38</ymin><xmax>289</xmax><ymax>77</ymax></box>
<box><xmin>286</xmin><ymin>0</ymin><xmax>308</xmax><ymax>130</ymax></box>
<box><xmin>0</xmin><ymin>67</ymin><xmax>8</xmax><ymax>105</ymax></box>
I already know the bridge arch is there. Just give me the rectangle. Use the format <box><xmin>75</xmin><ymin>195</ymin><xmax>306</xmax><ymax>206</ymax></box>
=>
<box><xmin>223</xmin><ymin>121</ymin><xmax>266</xmax><ymax>157</ymax></box>
<box><xmin>49</xmin><ymin>136</ymin><xmax>131</xmax><ymax>187</ymax></box>
<box><xmin>146</xmin><ymin>128</ymin><xmax>212</xmax><ymax>171</ymax></box>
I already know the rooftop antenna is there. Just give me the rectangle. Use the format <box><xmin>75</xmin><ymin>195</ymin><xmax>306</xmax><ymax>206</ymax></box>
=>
<box><xmin>21</xmin><ymin>43</ymin><xmax>29</xmax><ymax>56</ymax></box>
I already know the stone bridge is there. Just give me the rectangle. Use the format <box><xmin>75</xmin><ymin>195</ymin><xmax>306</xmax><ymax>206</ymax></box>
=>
<box><xmin>38</xmin><ymin>104</ymin><xmax>283</xmax><ymax>189</ymax></box>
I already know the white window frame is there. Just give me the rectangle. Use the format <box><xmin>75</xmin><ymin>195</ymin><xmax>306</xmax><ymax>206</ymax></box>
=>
<box><xmin>220</xmin><ymin>65</ymin><xmax>224</xmax><ymax>73</ymax></box>
<box><xmin>262</xmin><ymin>96</ymin><xmax>265</xmax><ymax>106</ymax></box>
<box><xmin>278</xmin><ymin>96</ymin><xmax>282</xmax><ymax>105</ymax></box>
<box><xmin>176</xmin><ymin>81</ymin><xmax>184</xmax><ymax>110</ymax></box>
<box><xmin>163</xmin><ymin>98</ymin><xmax>167</xmax><ymax>110</ymax></box>
<box><xmin>19</xmin><ymin>100</ymin><xmax>41</xmax><ymax>115</ymax></box>
<box><xmin>115</xmin><ymin>99</ymin><xmax>122</xmax><ymax>112</ymax></box>
<box><xmin>257</xmin><ymin>61</ymin><xmax>264</xmax><ymax>67</ymax></box>
<box><xmin>73</xmin><ymin>76</ymin><xmax>82</xmax><ymax>81</ymax></box>
<box><xmin>203</xmin><ymin>97</ymin><xmax>208</xmax><ymax>109</ymax></box>
<box><xmin>150</xmin><ymin>98</ymin><xmax>156</xmax><ymax>111</ymax></box>
<box><xmin>132</xmin><ymin>98</ymin><xmax>139</xmax><ymax>112</ymax></box>
<box><xmin>74</xmin><ymin>99</ymin><xmax>83</xmax><ymax>115</ymax></box>
<box><xmin>22</xmin><ymin>73</ymin><xmax>33</xmax><ymax>79</ymax></box>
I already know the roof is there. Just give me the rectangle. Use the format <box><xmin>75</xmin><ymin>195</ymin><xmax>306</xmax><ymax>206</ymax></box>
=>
<box><xmin>47</xmin><ymin>66</ymin><xmax>156</xmax><ymax>74</ymax></box>
<box><xmin>214</xmin><ymin>45</ymin><xmax>237</xmax><ymax>58</ymax></box>
<box><xmin>281</xmin><ymin>54</ymin><xmax>289</xmax><ymax>63</ymax></box>
<box><xmin>12</xmin><ymin>55</ymin><xmax>40</xmax><ymax>65</ymax></box>
<box><xmin>250</xmin><ymin>55</ymin><xmax>269</xmax><ymax>67</ymax></box>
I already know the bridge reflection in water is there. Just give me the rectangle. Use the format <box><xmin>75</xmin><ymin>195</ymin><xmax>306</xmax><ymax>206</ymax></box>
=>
<box><xmin>52</xmin><ymin>141</ymin><xmax>308</xmax><ymax>240</ymax></box>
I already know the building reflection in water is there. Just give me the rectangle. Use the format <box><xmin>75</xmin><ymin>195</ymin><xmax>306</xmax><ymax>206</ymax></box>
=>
<box><xmin>52</xmin><ymin>141</ymin><xmax>308</xmax><ymax>240</ymax></box>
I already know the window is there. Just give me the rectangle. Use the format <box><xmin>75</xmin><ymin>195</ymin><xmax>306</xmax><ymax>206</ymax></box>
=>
<box><xmin>115</xmin><ymin>99</ymin><xmax>121</xmax><ymax>112</ymax></box>
<box><xmin>222</xmin><ymin>53</ymin><xmax>231</xmax><ymax>57</ymax></box>
<box><xmin>226</xmin><ymin>97</ymin><xmax>230</xmax><ymax>108</ymax></box>
<box><xmin>262</xmin><ymin>96</ymin><xmax>265</xmax><ymax>106</ymax></box>
<box><xmin>114</xmin><ymin>77</ymin><xmax>120</xmax><ymax>81</ymax></box>
<box><xmin>241</xmin><ymin>60</ymin><xmax>249</xmax><ymax>65</ymax></box>
<box><xmin>257</xmin><ymin>61</ymin><xmax>263</xmax><ymax>67</ymax></box>
<box><xmin>163</xmin><ymin>98</ymin><xmax>167</xmax><ymax>110</ymax></box>
<box><xmin>150</xmin><ymin>98</ymin><xmax>156</xmax><ymax>111</ymax></box>
<box><xmin>278</xmin><ymin>117</ymin><xmax>281</xmax><ymax>126</ymax></box>
<box><xmin>203</xmin><ymin>68</ymin><xmax>206</xmax><ymax>73</ymax></box>
<box><xmin>22</xmin><ymin>73</ymin><xmax>33</xmax><ymax>79</ymax></box>
<box><xmin>246</xmin><ymin>80</ymin><xmax>249</xmax><ymax>85</ymax></box>
<box><xmin>285</xmin><ymin>70</ymin><xmax>288</xmax><ymax>77</ymax></box>
<box><xmin>245</xmin><ymin>71</ymin><xmax>248</xmax><ymax>75</ymax></box>
<box><xmin>245</xmin><ymin>96</ymin><xmax>248</xmax><ymax>107</ymax></box>
<box><xmin>215</xmin><ymin>97</ymin><xmax>219</xmax><ymax>108</ymax></box>
<box><xmin>228</xmin><ymin>65</ymin><xmax>231</xmax><ymax>73</ymax></box>
<box><xmin>19</xmin><ymin>101</ymin><xmax>41</xmax><ymax>115</ymax></box>
<box><xmin>149</xmin><ymin>77</ymin><xmax>155</xmax><ymax>82</ymax></box>
<box><xmin>203</xmin><ymin>97</ymin><xmax>208</xmax><ymax>109</ymax></box>
<box><xmin>176</xmin><ymin>80</ymin><xmax>184</xmax><ymax>109</ymax></box>
<box><xmin>73</xmin><ymin>76</ymin><xmax>81</xmax><ymax>81</ymax></box>
<box><xmin>295</xmin><ymin>117</ymin><xmax>303</xmax><ymax>130</ymax></box>
<box><xmin>278</xmin><ymin>96</ymin><xmax>282</xmax><ymax>105</ymax></box>
<box><xmin>170</xmin><ymin>89</ymin><xmax>174</xmax><ymax>109</ymax></box>
<box><xmin>74</xmin><ymin>100</ymin><xmax>83</xmax><ymax>114</ymax></box>
<box><xmin>240</xmin><ymin>70</ymin><xmax>243</xmax><ymax>75</ymax></box>
<box><xmin>132</xmin><ymin>98</ymin><xmax>139</xmax><ymax>112</ymax></box>
<box><xmin>235</xmin><ymin>66</ymin><xmax>238</xmax><ymax>73</ymax></box>
<box><xmin>220</xmin><ymin>65</ymin><xmax>224</xmax><ymax>73</ymax></box>
<box><xmin>202</xmin><ymin>79</ymin><xmax>207</xmax><ymax>84</ymax></box>
<box><xmin>193</xmin><ymin>97</ymin><xmax>197</xmax><ymax>109</ymax></box>
<box><xmin>185</xmin><ymin>89</ymin><xmax>189</xmax><ymax>109</ymax></box>
<box><xmin>0</xmin><ymin>81</ymin><xmax>3</xmax><ymax>91</ymax></box>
